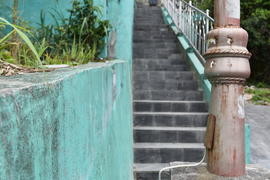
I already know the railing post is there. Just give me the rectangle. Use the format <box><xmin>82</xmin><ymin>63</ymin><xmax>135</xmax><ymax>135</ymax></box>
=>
<box><xmin>204</xmin><ymin>0</ymin><xmax>251</xmax><ymax>177</ymax></box>
<box><xmin>188</xmin><ymin>1</ymin><xmax>192</xmax><ymax>40</ymax></box>
<box><xmin>172</xmin><ymin>0</ymin><xmax>175</xmax><ymax>22</ymax></box>
<box><xmin>178</xmin><ymin>0</ymin><xmax>182</xmax><ymax>30</ymax></box>
<box><xmin>205</xmin><ymin>9</ymin><xmax>210</xmax><ymax>34</ymax></box>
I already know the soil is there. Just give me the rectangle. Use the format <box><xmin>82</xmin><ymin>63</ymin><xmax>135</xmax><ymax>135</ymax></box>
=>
<box><xmin>0</xmin><ymin>60</ymin><xmax>53</xmax><ymax>76</ymax></box>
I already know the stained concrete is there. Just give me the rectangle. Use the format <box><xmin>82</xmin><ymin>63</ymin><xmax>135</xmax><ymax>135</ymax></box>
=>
<box><xmin>0</xmin><ymin>61</ymin><xmax>133</xmax><ymax>180</ymax></box>
<box><xmin>246</xmin><ymin>102</ymin><xmax>270</xmax><ymax>169</ymax></box>
<box><xmin>171</xmin><ymin>163</ymin><xmax>270</xmax><ymax>180</ymax></box>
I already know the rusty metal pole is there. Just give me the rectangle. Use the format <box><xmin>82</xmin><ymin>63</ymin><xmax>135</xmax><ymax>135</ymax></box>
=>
<box><xmin>204</xmin><ymin>0</ymin><xmax>252</xmax><ymax>177</ymax></box>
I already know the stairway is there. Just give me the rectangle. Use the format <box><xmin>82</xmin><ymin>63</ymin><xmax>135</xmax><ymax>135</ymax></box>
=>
<box><xmin>133</xmin><ymin>3</ymin><xmax>208</xmax><ymax>180</ymax></box>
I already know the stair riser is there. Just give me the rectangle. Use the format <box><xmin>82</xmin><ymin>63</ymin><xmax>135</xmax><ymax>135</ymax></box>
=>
<box><xmin>134</xmin><ymin>102</ymin><xmax>207</xmax><ymax>112</ymax></box>
<box><xmin>134</xmin><ymin>36</ymin><xmax>176</xmax><ymax>41</ymax></box>
<box><xmin>134</xmin><ymin>20</ymin><xmax>165</xmax><ymax>25</ymax></box>
<box><xmin>134</xmin><ymin>71</ymin><xmax>194</xmax><ymax>80</ymax></box>
<box><xmin>135</xmin><ymin>148</ymin><xmax>204</xmax><ymax>163</ymax></box>
<box><xmin>134</xmin><ymin>26</ymin><xmax>169</xmax><ymax>31</ymax></box>
<box><xmin>134</xmin><ymin>65</ymin><xmax>188</xmax><ymax>72</ymax></box>
<box><xmin>134</xmin><ymin>114</ymin><xmax>208</xmax><ymax>127</ymax></box>
<box><xmin>134</xmin><ymin>130</ymin><xmax>205</xmax><ymax>143</ymax></box>
<box><xmin>133</xmin><ymin>58</ymin><xmax>185</xmax><ymax>65</ymax></box>
<box><xmin>135</xmin><ymin>10</ymin><xmax>162</xmax><ymax>15</ymax></box>
<box><xmin>134</xmin><ymin>92</ymin><xmax>203</xmax><ymax>101</ymax></box>
<box><xmin>134</xmin><ymin>31</ymin><xmax>175</xmax><ymax>37</ymax></box>
<box><xmin>133</xmin><ymin>39</ymin><xmax>178</xmax><ymax>44</ymax></box>
<box><xmin>134</xmin><ymin>49</ymin><xmax>179</xmax><ymax>57</ymax></box>
<box><xmin>133</xmin><ymin>43</ymin><xmax>179</xmax><ymax>49</ymax></box>
<box><xmin>134</xmin><ymin>81</ymin><xmax>198</xmax><ymax>91</ymax></box>
<box><xmin>135</xmin><ymin>172</ymin><xmax>170</xmax><ymax>180</ymax></box>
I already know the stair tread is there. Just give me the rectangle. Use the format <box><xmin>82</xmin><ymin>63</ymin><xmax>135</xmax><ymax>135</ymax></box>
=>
<box><xmin>134</xmin><ymin>126</ymin><xmax>206</xmax><ymax>131</ymax></box>
<box><xmin>134</xmin><ymin>163</ymin><xmax>170</xmax><ymax>172</ymax></box>
<box><xmin>134</xmin><ymin>142</ymin><xmax>204</xmax><ymax>149</ymax></box>
<box><xmin>134</xmin><ymin>90</ymin><xmax>202</xmax><ymax>93</ymax></box>
<box><xmin>133</xmin><ymin>100</ymin><xmax>206</xmax><ymax>103</ymax></box>
<box><xmin>134</xmin><ymin>112</ymin><xmax>208</xmax><ymax>115</ymax></box>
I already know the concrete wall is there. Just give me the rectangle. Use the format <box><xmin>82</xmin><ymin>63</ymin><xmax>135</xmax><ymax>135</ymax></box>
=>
<box><xmin>0</xmin><ymin>61</ymin><xmax>133</xmax><ymax>180</ymax></box>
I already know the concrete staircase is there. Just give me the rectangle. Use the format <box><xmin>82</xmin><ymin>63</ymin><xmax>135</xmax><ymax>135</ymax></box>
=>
<box><xmin>133</xmin><ymin>3</ymin><xmax>208</xmax><ymax>180</ymax></box>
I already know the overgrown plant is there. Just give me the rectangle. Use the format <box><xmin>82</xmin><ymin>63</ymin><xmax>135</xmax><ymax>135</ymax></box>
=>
<box><xmin>0</xmin><ymin>17</ymin><xmax>42</xmax><ymax>67</ymax></box>
<box><xmin>0</xmin><ymin>0</ymin><xmax>111</xmax><ymax>71</ymax></box>
<box><xmin>37</xmin><ymin>0</ymin><xmax>110</xmax><ymax>63</ymax></box>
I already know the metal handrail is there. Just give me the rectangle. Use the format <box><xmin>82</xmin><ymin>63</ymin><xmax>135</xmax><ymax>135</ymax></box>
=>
<box><xmin>162</xmin><ymin>0</ymin><xmax>214</xmax><ymax>60</ymax></box>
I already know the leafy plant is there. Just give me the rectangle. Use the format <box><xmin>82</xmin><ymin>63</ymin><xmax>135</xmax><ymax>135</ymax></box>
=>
<box><xmin>245</xmin><ymin>87</ymin><xmax>270</xmax><ymax>105</ymax></box>
<box><xmin>0</xmin><ymin>0</ymin><xmax>111</xmax><ymax>71</ymax></box>
<box><xmin>0</xmin><ymin>17</ymin><xmax>42</xmax><ymax>67</ymax></box>
<box><xmin>36</xmin><ymin>0</ymin><xmax>110</xmax><ymax>63</ymax></box>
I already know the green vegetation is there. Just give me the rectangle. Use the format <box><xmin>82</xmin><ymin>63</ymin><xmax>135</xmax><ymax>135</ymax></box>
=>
<box><xmin>241</xmin><ymin>1</ymin><xmax>270</xmax><ymax>84</ymax></box>
<box><xmin>245</xmin><ymin>83</ymin><xmax>270</xmax><ymax>105</ymax></box>
<box><xmin>192</xmin><ymin>0</ymin><xmax>270</xmax><ymax>85</ymax></box>
<box><xmin>0</xmin><ymin>0</ymin><xmax>110</xmax><ymax>69</ymax></box>
<box><xmin>0</xmin><ymin>17</ymin><xmax>42</xmax><ymax>67</ymax></box>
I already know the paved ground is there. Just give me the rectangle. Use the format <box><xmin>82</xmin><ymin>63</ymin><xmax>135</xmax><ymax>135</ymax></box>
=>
<box><xmin>246</xmin><ymin>102</ymin><xmax>270</xmax><ymax>169</ymax></box>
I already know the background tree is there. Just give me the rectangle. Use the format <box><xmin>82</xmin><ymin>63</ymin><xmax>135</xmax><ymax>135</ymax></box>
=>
<box><xmin>192</xmin><ymin>0</ymin><xmax>270</xmax><ymax>84</ymax></box>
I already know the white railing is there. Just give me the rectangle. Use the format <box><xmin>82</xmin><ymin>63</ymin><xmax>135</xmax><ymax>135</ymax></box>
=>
<box><xmin>162</xmin><ymin>0</ymin><xmax>214</xmax><ymax>58</ymax></box>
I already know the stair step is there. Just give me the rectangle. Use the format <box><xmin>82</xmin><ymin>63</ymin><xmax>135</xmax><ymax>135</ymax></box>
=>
<box><xmin>134</xmin><ymin>79</ymin><xmax>199</xmax><ymax>91</ymax></box>
<box><xmin>134</xmin><ymin>90</ymin><xmax>203</xmax><ymax>101</ymax></box>
<box><xmin>134</xmin><ymin>163</ymin><xmax>171</xmax><ymax>180</ymax></box>
<box><xmin>133</xmin><ymin>42</ymin><xmax>179</xmax><ymax>49</ymax></box>
<box><xmin>134</xmin><ymin>64</ymin><xmax>188</xmax><ymax>72</ymax></box>
<box><xmin>133</xmin><ymin>31</ymin><xmax>176</xmax><ymax>39</ymax></box>
<box><xmin>134</xmin><ymin>126</ymin><xmax>206</xmax><ymax>143</ymax></box>
<box><xmin>133</xmin><ymin>71</ymin><xmax>194</xmax><ymax>81</ymax></box>
<box><xmin>133</xmin><ymin>58</ymin><xmax>185</xmax><ymax>65</ymax></box>
<box><xmin>134</xmin><ymin>30</ymin><xmax>174</xmax><ymax>37</ymax></box>
<box><xmin>134</xmin><ymin>100</ymin><xmax>208</xmax><ymax>112</ymax></box>
<box><xmin>134</xmin><ymin>143</ymin><xmax>205</xmax><ymax>163</ymax></box>
<box><xmin>134</xmin><ymin>25</ymin><xmax>169</xmax><ymax>31</ymax></box>
<box><xmin>133</xmin><ymin>48</ymin><xmax>179</xmax><ymax>58</ymax></box>
<box><xmin>133</xmin><ymin>39</ymin><xmax>178</xmax><ymax>44</ymax></box>
<box><xmin>134</xmin><ymin>20</ymin><xmax>165</xmax><ymax>25</ymax></box>
<box><xmin>134</xmin><ymin>112</ymin><xmax>208</xmax><ymax>127</ymax></box>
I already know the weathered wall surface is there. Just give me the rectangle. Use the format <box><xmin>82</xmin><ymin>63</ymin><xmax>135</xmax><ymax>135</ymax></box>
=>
<box><xmin>0</xmin><ymin>61</ymin><xmax>133</xmax><ymax>180</ymax></box>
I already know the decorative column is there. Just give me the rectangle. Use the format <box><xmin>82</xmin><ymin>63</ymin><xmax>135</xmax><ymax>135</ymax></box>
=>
<box><xmin>204</xmin><ymin>0</ymin><xmax>251</xmax><ymax>177</ymax></box>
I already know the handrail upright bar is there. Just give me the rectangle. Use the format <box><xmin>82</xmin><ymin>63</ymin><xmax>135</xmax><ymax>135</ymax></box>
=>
<box><xmin>163</xmin><ymin>0</ymin><xmax>214</xmax><ymax>63</ymax></box>
<box><xmin>188</xmin><ymin>1</ymin><xmax>192</xmax><ymax>42</ymax></box>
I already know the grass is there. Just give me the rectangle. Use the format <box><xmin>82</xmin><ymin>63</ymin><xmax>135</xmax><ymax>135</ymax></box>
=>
<box><xmin>245</xmin><ymin>82</ymin><xmax>270</xmax><ymax>105</ymax></box>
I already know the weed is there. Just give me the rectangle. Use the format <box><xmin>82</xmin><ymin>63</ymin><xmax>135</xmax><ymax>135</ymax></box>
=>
<box><xmin>245</xmin><ymin>85</ymin><xmax>270</xmax><ymax>105</ymax></box>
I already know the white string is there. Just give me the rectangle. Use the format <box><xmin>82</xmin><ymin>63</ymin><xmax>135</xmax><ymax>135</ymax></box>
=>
<box><xmin>158</xmin><ymin>148</ymin><xmax>206</xmax><ymax>180</ymax></box>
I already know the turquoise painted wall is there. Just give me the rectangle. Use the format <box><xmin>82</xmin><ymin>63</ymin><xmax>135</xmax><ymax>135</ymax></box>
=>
<box><xmin>0</xmin><ymin>0</ymin><xmax>73</xmax><ymax>26</ymax></box>
<box><xmin>0</xmin><ymin>61</ymin><xmax>133</xmax><ymax>180</ymax></box>
<box><xmin>0</xmin><ymin>0</ymin><xmax>134</xmax><ymax>64</ymax></box>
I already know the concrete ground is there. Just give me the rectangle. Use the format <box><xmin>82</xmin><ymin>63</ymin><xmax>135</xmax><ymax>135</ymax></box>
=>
<box><xmin>246</xmin><ymin>102</ymin><xmax>270</xmax><ymax>169</ymax></box>
<box><xmin>171</xmin><ymin>163</ymin><xmax>270</xmax><ymax>180</ymax></box>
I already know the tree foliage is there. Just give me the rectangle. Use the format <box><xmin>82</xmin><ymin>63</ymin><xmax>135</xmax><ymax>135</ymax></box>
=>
<box><xmin>191</xmin><ymin>0</ymin><xmax>270</xmax><ymax>84</ymax></box>
<box><xmin>241</xmin><ymin>0</ymin><xmax>270</xmax><ymax>84</ymax></box>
